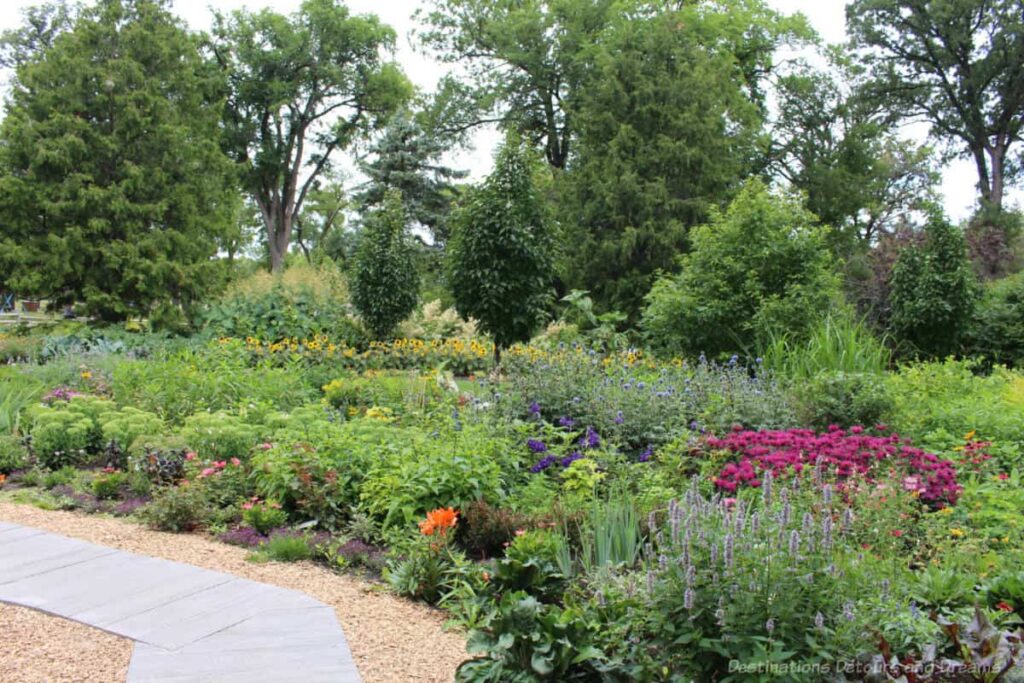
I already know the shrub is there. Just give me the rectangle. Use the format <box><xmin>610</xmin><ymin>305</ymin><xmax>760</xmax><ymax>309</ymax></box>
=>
<box><xmin>99</xmin><ymin>408</ymin><xmax>165</xmax><ymax>455</ymax></box>
<box><xmin>92</xmin><ymin>470</ymin><xmax>127</xmax><ymax>500</ymax></box>
<box><xmin>500</xmin><ymin>348</ymin><xmax>795</xmax><ymax>450</ymax></box>
<box><xmin>792</xmin><ymin>371</ymin><xmax>893</xmax><ymax>431</ymax></box>
<box><xmin>29</xmin><ymin>409</ymin><xmax>95</xmax><ymax>469</ymax></box>
<box><xmin>180</xmin><ymin>411</ymin><xmax>261</xmax><ymax>461</ymax></box>
<box><xmin>112</xmin><ymin>348</ymin><xmax>315</xmax><ymax>423</ymax></box>
<box><xmin>129</xmin><ymin>436</ymin><xmax>191</xmax><ymax>485</ymax></box>
<box><xmin>0</xmin><ymin>435</ymin><xmax>28</xmax><ymax>474</ymax></box>
<box><xmin>884</xmin><ymin>359</ymin><xmax>1024</xmax><ymax>464</ymax></box>
<box><xmin>889</xmin><ymin>211</ymin><xmax>978</xmax><ymax>358</ymax></box>
<box><xmin>971</xmin><ymin>271</ymin><xmax>1024</xmax><ymax>368</ymax></box>
<box><xmin>398</xmin><ymin>300</ymin><xmax>476</xmax><ymax>341</ymax></box>
<box><xmin>459</xmin><ymin>500</ymin><xmax>529</xmax><ymax>559</ymax></box>
<box><xmin>141</xmin><ymin>484</ymin><xmax>209</xmax><ymax>532</ymax></box>
<box><xmin>196</xmin><ymin>262</ymin><xmax>365</xmax><ymax>345</ymax></box>
<box><xmin>241</xmin><ymin>498</ymin><xmax>288</xmax><ymax>535</ymax></box>
<box><xmin>642</xmin><ymin>179</ymin><xmax>840</xmax><ymax>358</ymax></box>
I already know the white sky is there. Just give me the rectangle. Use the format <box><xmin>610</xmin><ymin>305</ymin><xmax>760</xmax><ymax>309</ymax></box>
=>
<box><xmin>0</xmin><ymin>0</ymin><xmax>1014</xmax><ymax>220</ymax></box>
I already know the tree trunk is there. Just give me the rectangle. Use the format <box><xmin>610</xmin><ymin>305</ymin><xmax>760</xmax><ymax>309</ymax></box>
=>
<box><xmin>493</xmin><ymin>343</ymin><xmax>501</xmax><ymax>368</ymax></box>
<box><xmin>988</xmin><ymin>144</ymin><xmax>1005</xmax><ymax>210</ymax></box>
<box><xmin>261</xmin><ymin>201</ymin><xmax>293</xmax><ymax>274</ymax></box>
<box><xmin>972</xmin><ymin>145</ymin><xmax>992</xmax><ymax>207</ymax></box>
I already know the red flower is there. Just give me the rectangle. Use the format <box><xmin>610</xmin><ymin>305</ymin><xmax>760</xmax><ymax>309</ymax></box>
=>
<box><xmin>996</xmin><ymin>601</ymin><xmax>1014</xmax><ymax>612</ymax></box>
<box><xmin>890</xmin><ymin>530</ymin><xmax>903</xmax><ymax>537</ymax></box>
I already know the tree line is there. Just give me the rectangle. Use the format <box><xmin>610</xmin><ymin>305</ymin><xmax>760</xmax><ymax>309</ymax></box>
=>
<box><xmin>0</xmin><ymin>0</ymin><xmax>1021</xmax><ymax>356</ymax></box>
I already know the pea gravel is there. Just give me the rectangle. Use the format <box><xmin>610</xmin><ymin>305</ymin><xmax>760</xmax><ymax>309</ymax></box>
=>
<box><xmin>0</xmin><ymin>602</ymin><xmax>132</xmax><ymax>683</ymax></box>
<box><xmin>0</xmin><ymin>500</ymin><xmax>467</xmax><ymax>683</ymax></box>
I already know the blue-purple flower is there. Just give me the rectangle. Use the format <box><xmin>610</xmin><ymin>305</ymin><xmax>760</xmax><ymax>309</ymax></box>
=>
<box><xmin>528</xmin><ymin>401</ymin><xmax>541</xmax><ymax>416</ymax></box>
<box><xmin>579</xmin><ymin>426</ymin><xmax>600</xmax><ymax>450</ymax></box>
<box><xmin>527</xmin><ymin>439</ymin><xmax>548</xmax><ymax>453</ymax></box>
<box><xmin>558</xmin><ymin>415</ymin><xmax>576</xmax><ymax>429</ymax></box>
<box><xmin>561</xmin><ymin>452</ymin><xmax>584</xmax><ymax>467</ymax></box>
<box><xmin>638</xmin><ymin>445</ymin><xmax>654</xmax><ymax>462</ymax></box>
<box><xmin>530</xmin><ymin>455</ymin><xmax>558</xmax><ymax>473</ymax></box>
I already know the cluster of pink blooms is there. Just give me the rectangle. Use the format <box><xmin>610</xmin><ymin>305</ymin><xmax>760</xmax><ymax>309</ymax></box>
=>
<box><xmin>241</xmin><ymin>496</ymin><xmax>280</xmax><ymax>511</ymax></box>
<box><xmin>197</xmin><ymin>457</ymin><xmax>242</xmax><ymax>478</ymax></box>
<box><xmin>708</xmin><ymin>425</ymin><xmax>961</xmax><ymax>505</ymax></box>
<box><xmin>42</xmin><ymin>386</ymin><xmax>82</xmax><ymax>404</ymax></box>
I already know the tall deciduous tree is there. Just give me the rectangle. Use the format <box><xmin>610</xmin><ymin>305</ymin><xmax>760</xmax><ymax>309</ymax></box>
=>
<box><xmin>0</xmin><ymin>0</ymin><xmax>237</xmax><ymax>321</ymax></box>
<box><xmin>770</xmin><ymin>54</ymin><xmax>939</xmax><ymax>253</ymax></box>
<box><xmin>847</xmin><ymin>0</ymin><xmax>1024</xmax><ymax>211</ymax></box>
<box><xmin>416</xmin><ymin>0</ymin><xmax>615</xmax><ymax>169</ymax></box>
<box><xmin>448</xmin><ymin>135</ymin><xmax>555</xmax><ymax>363</ymax></box>
<box><xmin>351</xmin><ymin>189</ymin><xmax>419</xmax><ymax>340</ymax></box>
<box><xmin>211</xmin><ymin>0</ymin><xmax>411</xmax><ymax>272</ymax></box>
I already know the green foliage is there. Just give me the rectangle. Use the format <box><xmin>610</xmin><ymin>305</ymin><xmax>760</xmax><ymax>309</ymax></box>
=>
<box><xmin>0</xmin><ymin>435</ymin><xmax>28</xmax><ymax>474</ymax></box>
<box><xmin>111</xmin><ymin>348</ymin><xmax>315</xmax><ymax>423</ymax></box>
<box><xmin>642</xmin><ymin>180</ymin><xmax>840</xmax><ymax>358</ymax></box>
<box><xmin>848</xmin><ymin>0</ymin><xmax>1024</xmax><ymax>210</ymax></box>
<box><xmin>351</xmin><ymin>189</ymin><xmax>420</xmax><ymax>339</ymax></box>
<box><xmin>0</xmin><ymin>375</ymin><xmax>41</xmax><ymax>435</ymax></box>
<box><xmin>889</xmin><ymin>212</ymin><xmax>978</xmax><ymax>358</ymax></box>
<box><xmin>28</xmin><ymin>396</ymin><xmax>115</xmax><ymax>469</ymax></box>
<box><xmin>361</xmin><ymin>442</ymin><xmax>505</xmax><ymax>531</ymax></box>
<box><xmin>91</xmin><ymin>470</ymin><xmax>127</xmax><ymax>500</ymax></box>
<box><xmin>0</xmin><ymin>0</ymin><xmax>237</xmax><ymax>320</ymax></box>
<box><xmin>562</xmin><ymin>4</ymin><xmax>807</xmax><ymax>319</ymax></box>
<box><xmin>212</xmin><ymin>0</ymin><xmax>412</xmax><ymax>271</ymax></box>
<box><xmin>180</xmin><ymin>411</ymin><xmax>260</xmax><ymax>461</ymax></box>
<box><xmin>792</xmin><ymin>372</ymin><xmax>893</xmax><ymax>431</ymax></box>
<box><xmin>491</xmin><ymin>530</ymin><xmax>567</xmax><ymax>602</ymax></box>
<box><xmin>761</xmin><ymin>312</ymin><xmax>891</xmax><ymax>379</ymax></box>
<box><xmin>242</xmin><ymin>499</ymin><xmax>288</xmax><ymax>535</ymax></box>
<box><xmin>448</xmin><ymin>135</ymin><xmax>555</xmax><ymax>357</ymax></box>
<box><xmin>258</xmin><ymin>533</ymin><xmax>313</xmax><ymax>563</ymax></box>
<box><xmin>99</xmin><ymin>408</ymin><xmax>165</xmax><ymax>452</ymax></box>
<box><xmin>197</xmin><ymin>263</ymin><xmax>365</xmax><ymax>345</ymax></box>
<box><xmin>971</xmin><ymin>272</ymin><xmax>1024</xmax><ymax>368</ymax></box>
<box><xmin>884</xmin><ymin>359</ymin><xmax>1024</xmax><ymax>455</ymax></box>
<box><xmin>141</xmin><ymin>484</ymin><xmax>209</xmax><ymax>532</ymax></box>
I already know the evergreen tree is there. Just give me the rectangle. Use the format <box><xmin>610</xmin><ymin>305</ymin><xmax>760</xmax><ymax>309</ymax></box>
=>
<box><xmin>351</xmin><ymin>189</ymin><xmax>419</xmax><ymax>339</ymax></box>
<box><xmin>448</xmin><ymin>135</ymin><xmax>555</xmax><ymax>363</ymax></box>
<box><xmin>356</xmin><ymin>111</ymin><xmax>466</xmax><ymax>244</ymax></box>
<box><xmin>0</xmin><ymin>0</ymin><xmax>237</xmax><ymax>321</ymax></box>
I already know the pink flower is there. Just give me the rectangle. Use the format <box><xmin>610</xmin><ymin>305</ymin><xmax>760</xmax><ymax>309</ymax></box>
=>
<box><xmin>722</xmin><ymin>497</ymin><xmax>737</xmax><ymax>508</ymax></box>
<box><xmin>890</xmin><ymin>530</ymin><xmax>903</xmax><ymax>538</ymax></box>
<box><xmin>199</xmin><ymin>467</ymin><xmax>216</xmax><ymax>478</ymax></box>
<box><xmin>230</xmin><ymin>457</ymin><xmax>241</xmax><ymax>466</ymax></box>
<box><xmin>185</xmin><ymin>452</ymin><xmax>197</xmax><ymax>461</ymax></box>
<box><xmin>214</xmin><ymin>461</ymin><xmax>226</xmax><ymax>469</ymax></box>
<box><xmin>999</xmin><ymin>473</ymin><xmax>1009</xmax><ymax>481</ymax></box>
<box><xmin>259</xmin><ymin>442</ymin><xmax>273</xmax><ymax>451</ymax></box>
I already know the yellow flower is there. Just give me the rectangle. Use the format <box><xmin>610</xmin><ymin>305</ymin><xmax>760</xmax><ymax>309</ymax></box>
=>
<box><xmin>949</xmin><ymin>528</ymin><xmax>965</xmax><ymax>538</ymax></box>
<box><xmin>964</xmin><ymin>430</ymin><xmax>977</xmax><ymax>441</ymax></box>
<box><xmin>80</xmin><ymin>371</ymin><xmax>92</xmax><ymax>380</ymax></box>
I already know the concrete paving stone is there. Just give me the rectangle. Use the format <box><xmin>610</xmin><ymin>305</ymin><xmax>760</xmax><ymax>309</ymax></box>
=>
<box><xmin>0</xmin><ymin>526</ymin><xmax>45</xmax><ymax>544</ymax></box>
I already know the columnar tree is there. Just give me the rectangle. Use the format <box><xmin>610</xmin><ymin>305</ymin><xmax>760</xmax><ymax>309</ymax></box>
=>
<box><xmin>211</xmin><ymin>0</ymin><xmax>411</xmax><ymax>272</ymax></box>
<box><xmin>448</xmin><ymin>135</ymin><xmax>555</xmax><ymax>363</ymax></box>
<box><xmin>351</xmin><ymin>189</ymin><xmax>419</xmax><ymax>340</ymax></box>
<box><xmin>0</xmin><ymin>0</ymin><xmax>237</xmax><ymax>321</ymax></box>
<box><xmin>848</xmin><ymin>0</ymin><xmax>1024</xmax><ymax>212</ymax></box>
<box><xmin>889</xmin><ymin>211</ymin><xmax>978</xmax><ymax>358</ymax></box>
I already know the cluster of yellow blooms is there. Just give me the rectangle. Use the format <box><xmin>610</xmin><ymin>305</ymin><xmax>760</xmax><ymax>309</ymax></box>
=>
<box><xmin>217</xmin><ymin>335</ymin><xmax>673</xmax><ymax>373</ymax></box>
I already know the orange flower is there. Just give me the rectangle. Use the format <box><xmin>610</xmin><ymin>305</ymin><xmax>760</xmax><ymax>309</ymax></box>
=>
<box><xmin>419</xmin><ymin>507</ymin><xmax>458</xmax><ymax>537</ymax></box>
<box><xmin>0</xmin><ymin>473</ymin><xmax>6</xmax><ymax>487</ymax></box>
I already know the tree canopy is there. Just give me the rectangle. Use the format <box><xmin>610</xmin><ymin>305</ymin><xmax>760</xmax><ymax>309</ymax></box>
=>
<box><xmin>0</xmin><ymin>0</ymin><xmax>237</xmax><ymax>321</ymax></box>
<box><xmin>210</xmin><ymin>0</ymin><xmax>412</xmax><ymax>272</ymax></box>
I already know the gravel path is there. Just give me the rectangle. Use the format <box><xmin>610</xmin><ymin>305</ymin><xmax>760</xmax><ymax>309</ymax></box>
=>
<box><xmin>0</xmin><ymin>602</ymin><xmax>132</xmax><ymax>683</ymax></box>
<box><xmin>0</xmin><ymin>501</ymin><xmax>467</xmax><ymax>683</ymax></box>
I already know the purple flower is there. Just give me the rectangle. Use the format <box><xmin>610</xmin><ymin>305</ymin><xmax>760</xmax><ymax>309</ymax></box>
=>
<box><xmin>527</xmin><ymin>439</ymin><xmax>548</xmax><ymax>453</ymax></box>
<box><xmin>561</xmin><ymin>452</ymin><xmax>583</xmax><ymax>467</ymax></box>
<box><xmin>219</xmin><ymin>527</ymin><xmax>269</xmax><ymax>548</ymax></box>
<box><xmin>614</xmin><ymin>410</ymin><xmax>624</xmax><ymax>425</ymax></box>
<box><xmin>528</xmin><ymin>401</ymin><xmax>541</xmax><ymax>416</ymax></box>
<box><xmin>638</xmin><ymin>445</ymin><xmax>654</xmax><ymax>462</ymax></box>
<box><xmin>531</xmin><ymin>455</ymin><xmax>558</xmax><ymax>473</ymax></box>
<box><xmin>558</xmin><ymin>416</ymin><xmax>575</xmax><ymax>429</ymax></box>
<box><xmin>579</xmin><ymin>426</ymin><xmax>600</xmax><ymax>450</ymax></box>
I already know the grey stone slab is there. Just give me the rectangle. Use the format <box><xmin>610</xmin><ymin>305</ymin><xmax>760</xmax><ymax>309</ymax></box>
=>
<box><xmin>0</xmin><ymin>523</ymin><xmax>361</xmax><ymax>682</ymax></box>
<box><xmin>0</xmin><ymin>527</ymin><xmax>45</xmax><ymax>544</ymax></box>
<box><xmin>128</xmin><ymin>640</ymin><xmax>359</xmax><ymax>683</ymax></box>
<box><xmin>0</xmin><ymin>540</ymin><xmax>116</xmax><ymax>584</ymax></box>
<box><xmin>110</xmin><ymin>577</ymin><xmax>318</xmax><ymax>650</ymax></box>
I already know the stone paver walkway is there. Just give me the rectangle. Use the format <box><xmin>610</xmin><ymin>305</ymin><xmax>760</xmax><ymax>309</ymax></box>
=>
<box><xmin>0</xmin><ymin>521</ymin><xmax>361</xmax><ymax>682</ymax></box>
